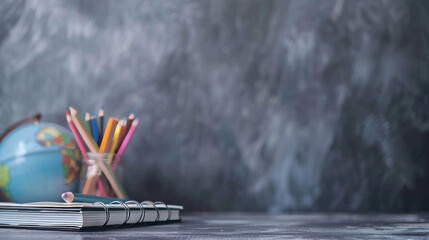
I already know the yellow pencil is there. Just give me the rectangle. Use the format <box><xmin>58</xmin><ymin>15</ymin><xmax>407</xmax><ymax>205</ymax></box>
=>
<box><xmin>110</xmin><ymin>120</ymin><xmax>124</xmax><ymax>153</ymax></box>
<box><xmin>108</xmin><ymin>120</ymin><xmax>124</xmax><ymax>165</ymax></box>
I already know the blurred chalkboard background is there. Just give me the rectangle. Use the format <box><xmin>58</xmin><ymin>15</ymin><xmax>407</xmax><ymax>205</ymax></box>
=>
<box><xmin>0</xmin><ymin>0</ymin><xmax>428</xmax><ymax>212</ymax></box>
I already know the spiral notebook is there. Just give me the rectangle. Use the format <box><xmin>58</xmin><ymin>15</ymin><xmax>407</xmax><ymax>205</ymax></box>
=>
<box><xmin>0</xmin><ymin>201</ymin><xmax>183</xmax><ymax>230</ymax></box>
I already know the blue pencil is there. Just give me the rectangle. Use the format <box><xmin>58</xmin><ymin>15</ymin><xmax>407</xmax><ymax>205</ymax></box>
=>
<box><xmin>90</xmin><ymin>116</ymin><xmax>98</xmax><ymax>144</ymax></box>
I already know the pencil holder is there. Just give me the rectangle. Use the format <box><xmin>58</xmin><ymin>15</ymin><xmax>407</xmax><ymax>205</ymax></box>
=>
<box><xmin>79</xmin><ymin>152</ymin><xmax>124</xmax><ymax>197</ymax></box>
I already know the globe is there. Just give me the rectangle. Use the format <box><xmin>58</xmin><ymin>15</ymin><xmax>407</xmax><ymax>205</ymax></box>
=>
<box><xmin>0</xmin><ymin>122</ymin><xmax>82</xmax><ymax>203</ymax></box>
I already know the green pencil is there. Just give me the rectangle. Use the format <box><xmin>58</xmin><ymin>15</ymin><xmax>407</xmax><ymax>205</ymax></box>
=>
<box><xmin>85</xmin><ymin>112</ymin><xmax>93</xmax><ymax>138</ymax></box>
<box><xmin>69</xmin><ymin>107</ymin><xmax>92</xmax><ymax>137</ymax></box>
<box><xmin>69</xmin><ymin>107</ymin><xmax>99</xmax><ymax>151</ymax></box>
<box><xmin>61</xmin><ymin>192</ymin><xmax>129</xmax><ymax>204</ymax></box>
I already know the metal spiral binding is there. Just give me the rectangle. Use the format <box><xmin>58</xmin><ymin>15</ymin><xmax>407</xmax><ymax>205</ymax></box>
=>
<box><xmin>142</xmin><ymin>201</ymin><xmax>158</xmax><ymax>222</ymax></box>
<box><xmin>125</xmin><ymin>200</ymin><xmax>144</xmax><ymax>224</ymax></box>
<box><xmin>153</xmin><ymin>201</ymin><xmax>171</xmax><ymax>221</ymax></box>
<box><xmin>110</xmin><ymin>201</ymin><xmax>130</xmax><ymax>225</ymax></box>
<box><xmin>94</xmin><ymin>199</ymin><xmax>176</xmax><ymax>226</ymax></box>
<box><xmin>95</xmin><ymin>202</ymin><xmax>110</xmax><ymax>227</ymax></box>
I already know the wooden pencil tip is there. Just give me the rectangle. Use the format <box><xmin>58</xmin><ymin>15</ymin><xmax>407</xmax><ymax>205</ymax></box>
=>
<box><xmin>132</xmin><ymin>119</ymin><xmax>139</xmax><ymax>126</ymax></box>
<box><xmin>99</xmin><ymin>108</ymin><xmax>104</xmax><ymax>116</ymax></box>
<box><xmin>85</xmin><ymin>112</ymin><xmax>90</xmax><ymax>121</ymax></box>
<box><xmin>128</xmin><ymin>113</ymin><xmax>135</xmax><ymax>120</ymax></box>
<box><xmin>69</xmin><ymin>107</ymin><xmax>77</xmax><ymax>115</ymax></box>
<box><xmin>61</xmin><ymin>192</ymin><xmax>74</xmax><ymax>203</ymax></box>
<box><xmin>66</xmin><ymin>114</ymin><xmax>72</xmax><ymax>122</ymax></box>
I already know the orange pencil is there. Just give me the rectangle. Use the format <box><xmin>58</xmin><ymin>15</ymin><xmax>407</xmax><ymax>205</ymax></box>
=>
<box><xmin>99</xmin><ymin>118</ymin><xmax>118</xmax><ymax>153</ymax></box>
<box><xmin>82</xmin><ymin>165</ymin><xmax>98</xmax><ymax>195</ymax></box>
<box><xmin>83</xmin><ymin>177</ymin><xmax>97</xmax><ymax>195</ymax></box>
<box><xmin>104</xmin><ymin>119</ymin><xmax>118</xmax><ymax>154</ymax></box>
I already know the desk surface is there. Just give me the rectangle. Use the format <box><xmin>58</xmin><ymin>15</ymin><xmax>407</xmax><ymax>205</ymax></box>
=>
<box><xmin>0</xmin><ymin>213</ymin><xmax>429</xmax><ymax>239</ymax></box>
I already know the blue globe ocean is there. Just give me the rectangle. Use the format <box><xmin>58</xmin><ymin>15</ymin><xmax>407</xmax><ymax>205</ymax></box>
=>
<box><xmin>0</xmin><ymin>122</ymin><xmax>82</xmax><ymax>203</ymax></box>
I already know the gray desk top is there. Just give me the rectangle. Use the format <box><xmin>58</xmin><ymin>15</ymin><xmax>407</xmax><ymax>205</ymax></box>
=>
<box><xmin>0</xmin><ymin>213</ymin><xmax>429</xmax><ymax>239</ymax></box>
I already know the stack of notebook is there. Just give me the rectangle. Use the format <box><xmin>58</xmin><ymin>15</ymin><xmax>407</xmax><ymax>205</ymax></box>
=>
<box><xmin>0</xmin><ymin>200</ymin><xmax>183</xmax><ymax>230</ymax></box>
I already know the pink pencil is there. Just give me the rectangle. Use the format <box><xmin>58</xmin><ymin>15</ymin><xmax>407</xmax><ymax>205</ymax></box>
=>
<box><xmin>65</xmin><ymin>111</ymin><xmax>89</xmax><ymax>165</ymax></box>
<box><xmin>112</xmin><ymin>119</ymin><xmax>139</xmax><ymax>169</ymax></box>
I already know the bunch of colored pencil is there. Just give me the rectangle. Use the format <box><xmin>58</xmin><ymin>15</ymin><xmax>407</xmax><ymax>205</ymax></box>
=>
<box><xmin>65</xmin><ymin>106</ymin><xmax>139</xmax><ymax>198</ymax></box>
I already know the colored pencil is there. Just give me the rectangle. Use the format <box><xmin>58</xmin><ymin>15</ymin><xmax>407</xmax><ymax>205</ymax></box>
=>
<box><xmin>82</xmin><ymin>155</ymin><xmax>99</xmax><ymax>195</ymax></box>
<box><xmin>110</xmin><ymin>119</ymin><xmax>125</xmax><ymax>154</ymax></box>
<box><xmin>124</xmin><ymin>112</ymin><xmax>135</xmax><ymax>136</ymax></box>
<box><xmin>69</xmin><ymin>107</ymin><xmax>127</xmax><ymax>198</ymax></box>
<box><xmin>100</xmin><ymin>174</ymin><xmax>113</xmax><ymax>196</ymax></box>
<box><xmin>70</xmin><ymin>107</ymin><xmax>99</xmax><ymax>150</ymax></box>
<box><xmin>65</xmin><ymin>111</ymin><xmax>89</xmax><ymax>165</ymax></box>
<box><xmin>98</xmin><ymin>163</ymin><xmax>127</xmax><ymax>198</ymax></box>
<box><xmin>112</xmin><ymin>119</ymin><xmax>139</xmax><ymax>169</ymax></box>
<box><xmin>98</xmin><ymin>106</ymin><xmax>104</xmax><ymax>145</ymax></box>
<box><xmin>114</xmin><ymin>117</ymin><xmax>128</xmax><ymax>153</ymax></box>
<box><xmin>69</xmin><ymin>107</ymin><xmax>98</xmax><ymax>152</ymax></box>
<box><xmin>70</xmin><ymin>107</ymin><xmax>91</xmax><ymax>137</ymax></box>
<box><xmin>117</xmin><ymin>119</ymin><xmax>139</xmax><ymax>155</ymax></box>
<box><xmin>108</xmin><ymin>120</ymin><xmax>125</xmax><ymax>165</ymax></box>
<box><xmin>82</xmin><ymin>179</ymin><xmax>92</xmax><ymax>195</ymax></box>
<box><xmin>96</xmin><ymin>178</ymin><xmax>108</xmax><ymax>197</ymax></box>
<box><xmin>66</xmin><ymin>112</ymin><xmax>95</xmax><ymax>195</ymax></box>
<box><xmin>85</xmin><ymin>112</ymin><xmax>92</xmax><ymax>138</ymax></box>
<box><xmin>99</xmin><ymin>118</ymin><xmax>118</xmax><ymax>153</ymax></box>
<box><xmin>83</xmin><ymin>176</ymin><xmax>97</xmax><ymax>195</ymax></box>
<box><xmin>62</xmin><ymin>192</ymin><xmax>128</xmax><ymax>204</ymax></box>
<box><xmin>69</xmin><ymin>109</ymin><xmax>99</xmax><ymax>195</ymax></box>
<box><xmin>90</xmin><ymin>116</ymin><xmax>98</xmax><ymax>144</ymax></box>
